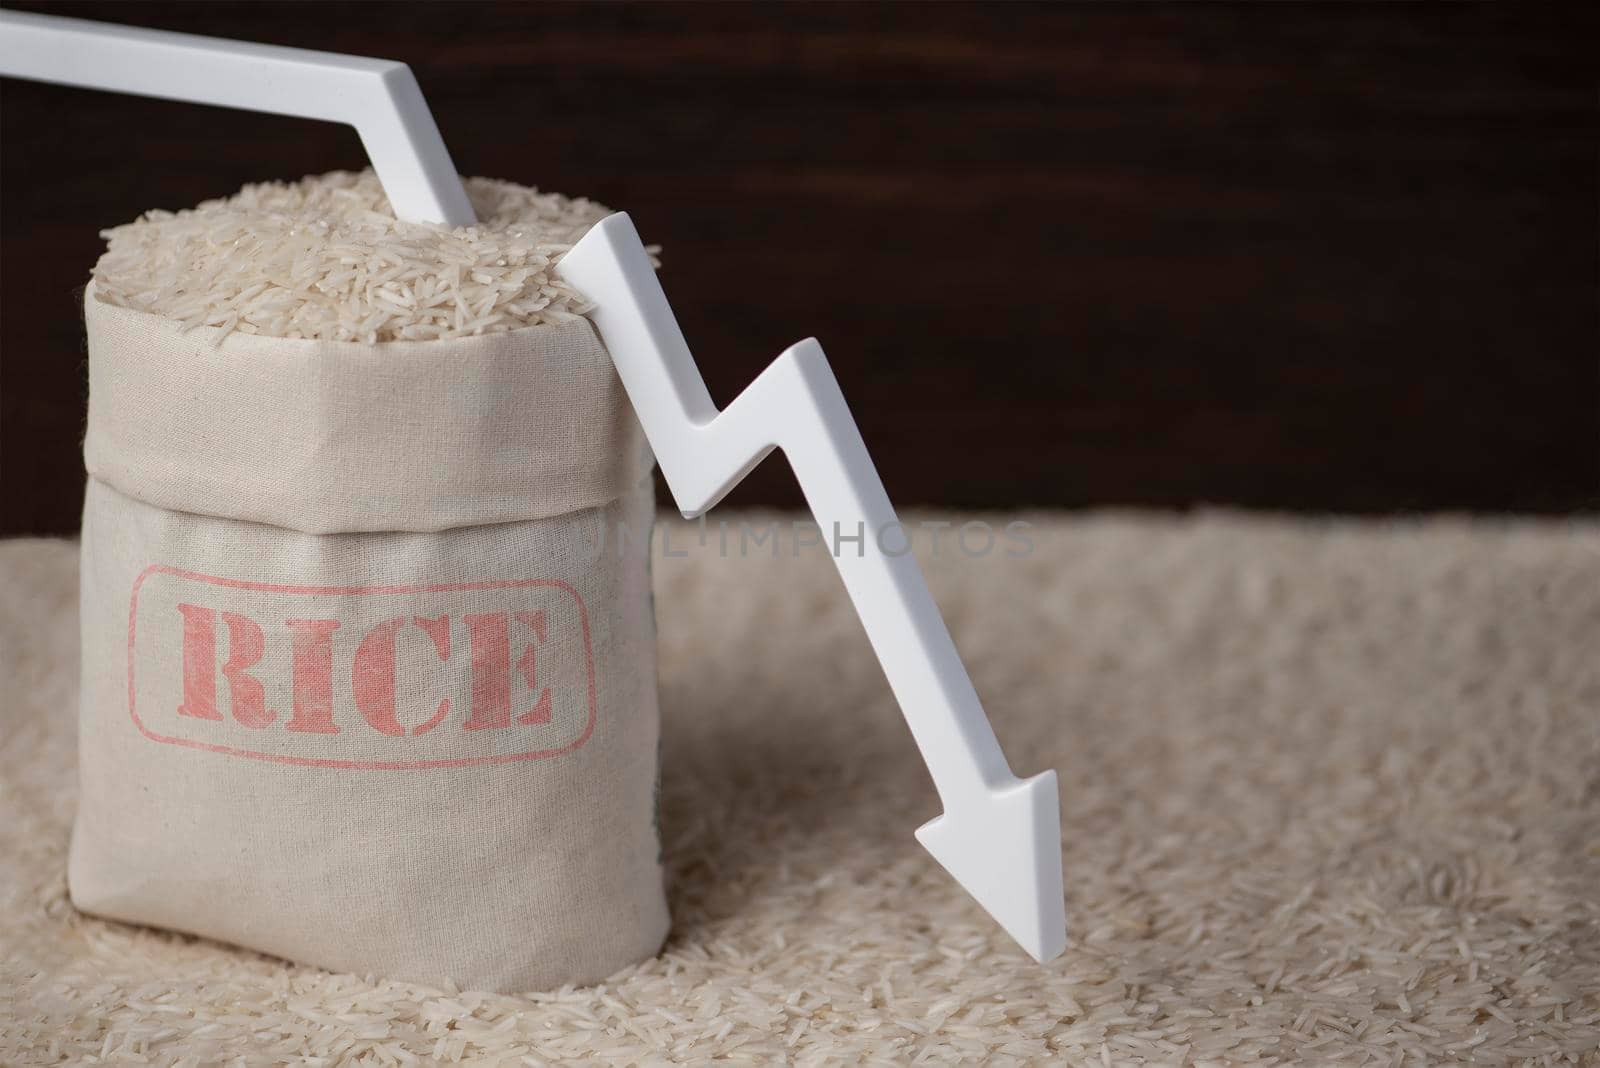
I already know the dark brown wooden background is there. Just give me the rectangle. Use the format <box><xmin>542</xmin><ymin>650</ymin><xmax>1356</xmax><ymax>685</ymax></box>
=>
<box><xmin>3</xmin><ymin>2</ymin><xmax>1596</xmax><ymax>535</ymax></box>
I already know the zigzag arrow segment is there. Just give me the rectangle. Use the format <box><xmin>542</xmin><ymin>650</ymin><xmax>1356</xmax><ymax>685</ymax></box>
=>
<box><xmin>560</xmin><ymin>214</ymin><xmax>1066</xmax><ymax>962</ymax></box>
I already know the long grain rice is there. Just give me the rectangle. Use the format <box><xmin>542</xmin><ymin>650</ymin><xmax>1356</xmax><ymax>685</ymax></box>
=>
<box><xmin>91</xmin><ymin>169</ymin><xmax>632</xmax><ymax>344</ymax></box>
<box><xmin>6</xmin><ymin>490</ymin><xmax>1599</xmax><ymax>1062</ymax></box>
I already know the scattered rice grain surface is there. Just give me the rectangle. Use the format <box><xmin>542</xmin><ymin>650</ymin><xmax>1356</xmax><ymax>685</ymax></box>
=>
<box><xmin>4</xmin><ymin>515</ymin><xmax>1599</xmax><ymax>1065</ymax></box>
<box><xmin>91</xmin><ymin>170</ymin><xmax>622</xmax><ymax>343</ymax></box>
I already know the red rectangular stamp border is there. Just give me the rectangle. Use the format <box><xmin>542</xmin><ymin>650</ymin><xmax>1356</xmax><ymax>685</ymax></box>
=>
<box><xmin>127</xmin><ymin>564</ymin><xmax>598</xmax><ymax>770</ymax></box>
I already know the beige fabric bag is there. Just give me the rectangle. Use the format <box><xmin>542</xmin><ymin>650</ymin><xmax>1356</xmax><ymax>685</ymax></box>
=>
<box><xmin>69</xmin><ymin>292</ymin><xmax>670</xmax><ymax>993</ymax></box>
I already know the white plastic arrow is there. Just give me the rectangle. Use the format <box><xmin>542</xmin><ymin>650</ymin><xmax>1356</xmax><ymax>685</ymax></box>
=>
<box><xmin>0</xmin><ymin>9</ymin><xmax>475</xmax><ymax>226</ymax></box>
<box><xmin>1</xmin><ymin>12</ymin><xmax>1068</xmax><ymax>962</ymax></box>
<box><xmin>560</xmin><ymin>215</ymin><xmax>1067</xmax><ymax>961</ymax></box>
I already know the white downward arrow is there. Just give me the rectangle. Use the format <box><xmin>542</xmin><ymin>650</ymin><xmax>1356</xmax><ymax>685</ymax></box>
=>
<box><xmin>561</xmin><ymin>214</ymin><xmax>1067</xmax><ymax>962</ymax></box>
<box><xmin>0</xmin><ymin>9</ymin><xmax>1065</xmax><ymax>962</ymax></box>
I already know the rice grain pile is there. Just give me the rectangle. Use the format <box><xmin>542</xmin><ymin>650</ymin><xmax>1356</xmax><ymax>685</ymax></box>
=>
<box><xmin>90</xmin><ymin>170</ymin><xmax>626</xmax><ymax>343</ymax></box>
<box><xmin>4</xmin><ymin>513</ymin><xmax>1598</xmax><ymax>1065</ymax></box>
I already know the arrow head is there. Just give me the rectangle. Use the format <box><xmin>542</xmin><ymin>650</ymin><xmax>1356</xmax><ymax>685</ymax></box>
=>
<box><xmin>914</xmin><ymin>770</ymin><xmax>1067</xmax><ymax>962</ymax></box>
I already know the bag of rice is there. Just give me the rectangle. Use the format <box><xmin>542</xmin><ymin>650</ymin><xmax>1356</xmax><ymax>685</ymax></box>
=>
<box><xmin>68</xmin><ymin>171</ymin><xmax>670</xmax><ymax>993</ymax></box>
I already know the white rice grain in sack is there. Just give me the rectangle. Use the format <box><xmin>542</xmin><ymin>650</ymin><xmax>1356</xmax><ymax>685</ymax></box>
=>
<box><xmin>68</xmin><ymin>172</ymin><xmax>671</xmax><ymax>993</ymax></box>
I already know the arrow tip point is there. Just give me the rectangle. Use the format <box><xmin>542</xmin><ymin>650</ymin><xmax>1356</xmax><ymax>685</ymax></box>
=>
<box><xmin>916</xmin><ymin>770</ymin><xmax>1067</xmax><ymax>963</ymax></box>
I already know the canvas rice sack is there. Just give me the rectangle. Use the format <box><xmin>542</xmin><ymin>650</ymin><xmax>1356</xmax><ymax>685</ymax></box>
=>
<box><xmin>68</xmin><ymin>172</ymin><xmax>670</xmax><ymax>993</ymax></box>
